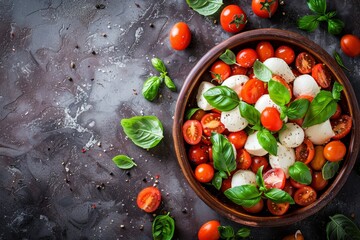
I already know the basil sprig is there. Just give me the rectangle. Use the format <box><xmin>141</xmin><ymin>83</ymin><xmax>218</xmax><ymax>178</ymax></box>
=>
<box><xmin>112</xmin><ymin>155</ymin><xmax>137</xmax><ymax>169</ymax></box>
<box><xmin>286</xmin><ymin>99</ymin><xmax>311</xmax><ymax>120</ymax></box>
<box><xmin>212</xmin><ymin>171</ymin><xmax>228</xmax><ymax>190</ymax></box>
<box><xmin>334</xmin><ymin>51</ymin><xmax>349</xmax><ymax>71</ymax></box>
<box><xmin>219</xmin><ymin>49</ymin><xmax>238</xmax><ymax>65</ymax></box>
<box><xmin>185</xmin><ymin>107</ymin><xmax>200</xmax><ymax>120</ymax></box>
<box><xmin>257</xmin><ymin>129</ymin><xmax>278</xmax><ymax>156</ymax></box>
<box><xmin>326</xmin><ymin>214</ymin><xmax>360</xmax><ymax>240</ymax></box>
<box><xmin>211</xmin><ymin>133</ymin><xmax>237</xmax><ymax>175</ymax></box>
<box><xmin>253</xmin><ymin>60</ymin><xmax>272</xmax><ymax>82</ymax></box>
<box><xmin>120</xmin><ymin>115</ymin><xmax>164</xmax><ymax>149</ymax></box>
<box><xmin>239</xmin><ymin>101</ymin><xmax>261</xmax><ymax>130</ymax></box>
<box><xmin>268</xmin><ymin>80</ymin><xmax>291</xmax><ymax>106</ymax></box>
<box><xmin>152</xmin><ymin>213</ymin><xmax>175</xmax><ymax>240</ymax></box>
<box><xmin>218</xmin><ymin>225</ymin><xmax>251</xmax><ymax>239</ymax></box>
<box><xmin>203</xmin><ymin>86</ymin><xmax>240</xmax><ymax>111</ymax></box>
<box><xmin>289</xmin><ymin>162</ymin><xmax>312</xmax><ymax>185</ymax></box>
<box><xmin>322</xmin><ymin>161</ymin><xmax>340</xmax><ymax>180</ymax></box>
<box><xmin>264</xmin><ymin>188</ymin><xmax>294</xmax><ymax>204</ymax></box>
<box><xmin>186</xmin><ymin>0</ymin><xmax>223</xmax><ymax>16</ymax></box>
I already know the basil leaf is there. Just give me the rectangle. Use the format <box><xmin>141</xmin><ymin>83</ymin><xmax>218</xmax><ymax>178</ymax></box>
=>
<box><xmin>302</xmin><ymin>91</ymin><xmax>337</xmax><ymax>128</ymax></box>
<box><xmin>264</xmin><ymin>188</ymin><xmax>295</xmax><ymax>204</ymax></box>
<box><xmin>326</xmin><ymin>11</ymin><xmax>337</xmax><ymax>19</ymax></box>
<box><xmin>219</xmin><ymin>171</ymin><xmax>228</xmax><ymax>179</ymax></box>
<box><xmin>256</xmin><ymin>166</ymin><xmax>266</xmax><ymax>190</ymax></box>
<box><xmin>152</xmin><ymin>213</ymin><xmax>175</xmax><ymax>240</ymax></box>
<box><xmin>287</xmin><ymin>99</ymin><xmax>310</xmax><ymax>120</ymax></box>
<box><xmin>239</xmin><ymin>101</ymin><xmax>261</xmax><ymax>128</ymax></box>
<box><xmin>328</xmin><ymin>18</ymin><xmax>344</xmax><ymax>35</ymax></box>
<box><xmin>151</xmin><ymin>57</ymin><xmax>167</xmax><ymax>74</ymax></box>
<box><xmin>268</xmin><ymin>79</ymin><xmax>291</xmax><ymax>106</ymax></box>
<box><xmin>332</xmin><ymin>82</ymin><xmax>343</xmax><ymax>101</ymax></box>
<box><xmin>186</xmin><ymin>0</ymin><xmax>223</xmax><ymax>16</ymax></box>
<box><xmin>326</xmin><ymin>214</ymin><xmax>360</xmax><ymax>240</ymax></box>
<box><xmin>224</xmin><ymin>185</ymin><xmax>262</xmax><ymax>208</ymax></box>
<box><xmin>218</xmin><ymin>226</ymin><xmax>235</xmax><ymax>238</ymax></box>
<box><xmin>253</xmin><ymin>60</ymin><xmax>272</xmax><ymax>82</ymax></box>
<box><xmin>307</xmin><ymin>0</ymin><xmax>326</xmax><ymax>14</ymax></box>
<box><xmin>219</xmin><ymin>49</ymin><xmax>237</xmax><ymax>65</ymax></box>
<box><xmin>289</xmin><ymin>162</ymin><xmax>312</xmax><ymax>185</ymax></box>
<box><xmin>142</xmin><ymin>76</ymin><xmax>162</xmax><ymax>101</ymax></box>
<box><xmin>203</xmin><ymin>86</ymin><xmax>240</xmax><ymax>111</ymax></box>
<box><xmin>257</xmin><ymin>129</ymin><xmax>277</xmax><ymax>156</ymax></box>
<box><xmin>236</xmin><ymin>228</ymin><xmax>251</xmax><ymax>238</ymax></box>
<box><xmin>334</xmin><ymin>51</ymin><xmax>350</xmax><ymax>71</ymax></box>
<box><xmin>212</xmin><ymin>172</ymin><xmax>223</xmax><ymax>190</ymax></box>
<box><xmin>297</xmin><ymin>15</ymin><xmax>320</xmax><ymax>32</ymax></box>
<box><xmin>112</xmin><ymin>155</ymin><xmax>137</xmax><ymax>169</ymax></box>
<box><xmin>211</xmin><ymin>133</ymin><xmax>237</xmax><ymax>175</ymax></box>
<box><xmin>164</xmin><ymin>75</ymin><xmax>176</xmax><ymax>92</ymax></box>
<box><xmin>120</xmin><ymin>115</ymin><xmax>164</xmax><ymax>149</ymax></box>
<box><xmin>185</xmin><ymin>108</ymin><xmax>200</xmax><ymax>120</ymax></box>
<box><xmin>322</xmin><ymin>161</ymin><xmax>340</xmax><ymax>180</ymax></box>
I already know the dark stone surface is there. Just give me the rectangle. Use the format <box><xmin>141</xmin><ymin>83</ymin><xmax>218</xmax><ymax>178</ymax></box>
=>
<box><xmin>0</xmin><ymin>0</ymin><xmax>359</xmax><ymax>239</ymax></box>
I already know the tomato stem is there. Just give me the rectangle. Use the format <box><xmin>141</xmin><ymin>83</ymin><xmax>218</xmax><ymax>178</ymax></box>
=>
<box><xmin>260</xmin><ymin>0</ymin><xmax>276</xmax><ymax>18</ymax></box>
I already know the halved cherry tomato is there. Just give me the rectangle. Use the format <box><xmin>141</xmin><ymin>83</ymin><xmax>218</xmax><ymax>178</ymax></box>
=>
<box><xmin>220</xmin><ymin>5</ymin><xmax>247</xmax><ymax>33</ymax></box>
<box><xmin>295</xmin><ymin>138</ymin><xmax>315</xmax><ymax>164</ymax></box>
<box><xmin>236</xmin><ymin>48</ymin><xmax>258</xmax><ymax>68</ymax></box>
<box><xmin>283</xmin><ymin>180</ymin><xmax>295</xmax><ymax>197</ymax></box>
<box><xmin>330</xmin><ymin>104</ymin><xmax>342</xmax><ymax>120</ymax></box>
<box><xmin>310</xmin><ymin>146</ymin><xmax>326</xmax><ymax>171</ymax></box>
<box><xmin>190</xmin><ymin>109</ymin><xmax>206</xmax><ymax>121</ymax></box>
<box><xmin>188</xmin><ymin>144</ymin><xmax>209</xmax><ymax>165</ymax></box>
<box><xmin>340</xmin><ymin>34</ymin><xmax>360</xmax><ymax>57</ymax></box>
<box><xmin>182</xmin><ymin>120</ymin><xmax>202</xmax><ymax>145</ymax></box>
<box><xmin>221</xmin><ymin>177</ymin><xmax>232</xmax><ymax>192</ymax></box>
<box><xmin>272</xmin><ymin>75</ymin><xmax>292</xmax><ymax>98</ymax></box>
<box><xmin>228</xmin><ymin>131</ymin><xmax>248</xmax><ymax>149</ymax></box>
<box><xmin>290</xmin><ymin>178</ymin><xmax>306</xmax><ymax>189</ymax></box>
<box><xmin>295</xmin><ymin>52</ymin><xmax>316</xmax><ymax>74</ymax></box>
<box><xmin>311</xmin><ymin>171</ymin><xmax>328</xmax><ymax>191</ymax></box>
<box><xmin>323</xmin><ymin>140</ymin><xmax>346</xmax><ymax>162</ymax></box>
<box><xmin>252</xmin><ymin>0</ymin><xmax>279</xmax><ymax>18</ymax></box>
<box><xmin>231</xmin><ymin>64</ymin><xmax>248</xmax><ymax>75</ymax></box>
<box><xmin>263</xmin><ymin>168</ymin><xmax>286</xmax><ymax>189</ymax></box>
<box><xmin>331</xmin><ymin>114</ymin><xmax>352</xmax><ymax>140</ymax></box>
<box><xmin>198</xmin><ymin>220</ymin><xmax>221</xmax><ymax>240</ymax></box>
<box><xmin>256</xmin><ymin>41</ymin><xmax>274</xmax><ymax>62</ymax></box>
<box><xmin>251</xmin><ymin>156</ymin><xmax>269</xmax><ymax>173</ymax></box>
<box><xmin>243</xmin><ymin>198</ymin><xmax>264</xmax><ymax>213</ymax></box>
<box><xmin>267</xmin><ymin>200</ymin><xmax>290</xmax><ymax>216</ymax></box>
<box><xmin>169</xmin><ymin>22</ymin><xmax>191</xmax><ymax>51</ymax></box>
<box><xmin>294</xmin><ymin>186</ymin><xmax>317</xmax><ymax>206</ymax></box>
<box><xmin>311</xmin><ymin>63</ymin><xmax>331</xmax><ymax>88</ymax></box>
<box><xmin>136</xmin><ymin>186</ymin><xmax>161</xmax><ymax>213</ymax></box>
<box><xmin>240</xmin><ymin>78</ymin><xmax>266</xmax><ymax>104</ymax></box>
<box><xmin>260</xmin><ymin>107</ymin><xmax>283</xmax><ymax>132</ymax></box>
<box><xmin>236</xmin><ymin>149</ymin><xmax>252</xmax><ymax>170</ymax></box>
<box><xmin>210</xmin><ymin>60</ymin><xmax>231</xmax><ymax>83</ymax></box>
<box><xmin>275</xmin><ymin>45</ymin><xmax>295</xmax><ymax>65</ymax></box>
<box><xmin>201</xmin><ymin>113</ymin><xmax>225</xmax><ymax>136</ymax></box>
<box><xmin>195</xmin><ymin>163</ymin><xmax>215</xmax><ymax>183</ymax></box>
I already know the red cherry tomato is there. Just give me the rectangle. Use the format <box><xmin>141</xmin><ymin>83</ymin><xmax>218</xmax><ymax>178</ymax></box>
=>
<box><xmin>240</xmin><ymin>78</ymin><xmax>266</xmax><ymax>104</ymax></box>
<box><xmin>210</xmin><ymin>60</ymin><xmax>231</xmax><ymax>83</ymax></box>
<box><xmin>201</xmin><ymin>135</ymin><xmax>212</xmax><ymax>145</ymax></box>
<box><xmin>311</xmin><ymin>63</ymin><xmax>332</xmax><ymax>88</ymax></box>
<box><xmin>190</xmin><ymin>109</ymin><xmax>206</xmax><ymax>121</ymax></box>
<box><xmin>169</xmin><ymin>22</ymin><xmax>191</xmax><ymax>50</ymax></box>
<box><xmin>267</xmin><ymin>200</ymin><xmax>290</xmax><ymax>216</ymax></box>
<box><xmin>263</xmin><ymin>168</ymin><xmax>286</xmax><ymax>189</ymax></box>
<box><xmin>220</xmin><ymin>5</ymin><xmax>247</xmax><ymax>33</ymax></box>
<box><xmin>295</xmin><ymin>52</ymin><xmax>316</xmax><ymax>74</ymax></box>
<box><xmin>260</xmin><ymin>107</ymin><xmax>283</xmax><ymax>132</ymax></box>
<box><xmin>252</xmin><ymin>0</ymin><xmax>279</xmax><ymax>18</ymax></box>
<box><xmin>340</xmin><ymin>34</ymin><xmax>360</xmax><ymax>57</ymax></box>
<box><xmin>294</xmin><ymin>186</ymin><xmax>317</xmax><ymax>206</ymax></box>
<box><xmin>323</xmin><ymin>140</ymin><xmax>346</xmax><ymax>162</ymax></box>
<box><xmin>236</xmin><ymin>48</ymin><xmax>258</xmax><ymax>68</ymax></box>
<box><xmin>256</xmin><ymin>41</ymin><xmax>274</xmax><ymax>62</ymax></box>
<box><xmin>330</xmin><ymin>104</ymin><xmax>342</xmax><ymax>120</ymax></box>
<box><xmin>201</xmin><ymin>113</ymin><xmax>225</xmax><ymax>136</ymax></box>
<box><xmin>295</xmin><ymin>138</ymin><xmax>315</xmax><ymax>164</ymax></box>
<box><xmin>236</xmin><ymin>149</ymin><xmax>252</xmax><ymax>170</ymax></box>
<box><xmin>283</xmin><ymin>180</ymin><xmax>295</xmax><ymax>197</ymax></box>
<box><xmin>311</xmin><ymin>171</ymin><xmax>328</xmax><ymax>191</ymax></box>
<box><xmin>231</xmin><ymin>64</ymin><xmax>248</xmax><ymax>75</ymax></box>
<box><xmin>290</xmin><ymin>178</ymin><xmax>307</xmax><ymax>189</ymax></box>
<box><xmin>275</xmin><ymin>45</ymin><xmax>295</xmax><ymax>65</ymax></box>
<box><xmin>188</xmin><ymin>144</ymin><xmax>209</xmax><ymax>165</ymax></box>
<box><xmin>243</xmin><ymin>198</ymin><xmax>264</xmax><ymax>213</ymax></box>
<box><xmin>250</xmin><ymin>156</ymin><xmax>269</xmax><ymax>173</ymax></box>
<box><xmin>221</xmin><ymin>178</ymin><xmax>232</xmax><ymax>192</ymax></box>
<box><xmin>136</xmin><ymin>186</ymin><xmax>161</xmax><ymax>213</ymax></box>
<box><xmin>331</xmin><ymin>114</ymin><xmax>352</xmax><ymax>140</ymax></box>
<box><xmin>198</xmin><ymin>220</ymin><xmax>221</xmax><ymax>240</ymax></box>
<box><xmin>182</xmin><ymin>120</ymin><xmax>202</xmax><ymax>145</ymax></box>
<box><xmin>228</xmin><ymin>131</ymin><xmax>248</xmax><ymax>149</ymax></box>
<box><xmin>195</xmin><ymin>163</ymin><xmax>215</xmax><ymax>183</ymax></box>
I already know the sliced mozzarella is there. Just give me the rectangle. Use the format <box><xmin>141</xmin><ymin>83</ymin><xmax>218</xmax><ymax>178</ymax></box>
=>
<box><xmin>196</xmin><ymin>81</ymin><xmax>216</xmax><ymax>110</ymax></box>
<box><xmin>293</xmin><ymin>74</ymin><xmax>321</xmax><ymax>98</ymax></box>
<box><xmin>254</xmin><ymin>94</ymin><xmax>288</xmax><ymax>122</ymax></box>
<box><xmin>221</xmin><ymin>107</ymin><xmax>248</xmax><ymax>132</ymax></box>
<box><xmin>269</xmin><ymin>143</ymin><xmax>295</xmax><ymax>178</ymax></box>
<box><xmin>231</xmin><ymin>170</ymin><xmax>257</xmax><ymax>188</ymax></box>
<box><xmin>221</xmin><ymin>75</ymin><xmax>249</xmax><ymax>95</ymax></box>
<box><xmin>279</xmin><ymin>123</ymin><xmax>305</xmax><ymax>148</ymax></box>
<box><xmin>244</xmin><ymin>131</ymin><xmax>268</xmax><ymax>156</ymax></box>
<box><xmin>305</xmin><ymin>120</ymin><xmax>335</xmax><ymax>145</ymax></box>
<box><xmin>263</xmin><ymin>57</ymin><xmax>295</xmax><ymax>83</ymax></box>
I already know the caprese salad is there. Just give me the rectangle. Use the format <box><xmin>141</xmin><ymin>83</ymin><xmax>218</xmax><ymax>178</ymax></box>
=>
<box><xmin>182</xmin><ymin>41</ymin><xmax>352</xmax><ymax>216</ymax></box>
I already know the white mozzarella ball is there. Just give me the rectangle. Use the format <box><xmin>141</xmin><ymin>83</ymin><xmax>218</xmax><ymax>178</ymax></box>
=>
<box><xmin>221</xmin><ymin>107</ymin><xmax>248</xmax><ymax>132</ymax></box>
<box><xmin>279</xmin><ymin>123</ymin><xmax>305</xmax><ymax>148</ymax></box>
<box><xmin>244</xmin><ymin>131</ymin><xmax>268</xmax><ymax>156</ymax></box>
<box><xmin>269</xmin><ymin>143</ymin><xmax>295</xmax><ymax>178</ymax></box>
<box><xmin>263</xmin><ymin>57</ymin><xmax>296</xmax><ymax>83</ymax></box>
<box><xmin>221</xmin><ymin>75</ymin><xmax>249</xmax><ymax>95</ymax></box>
<box><xmin>293</xmin><ymin>74</ymin><xmax>321</xmax><ymax>98</ymax></box>
<box><xmin>231</xmin><ymin>170</ymin><xmax>257</xmax><ymax>188</ymax></box>
<box><xmin>305</xmin><ymin>120</ymin><xmax>335</xmax><ymax>145</ymax></box>
<box><xmin>196</xmin><ymin>81</ymin><xmax>216</xmax><ymax>110</ymax></box>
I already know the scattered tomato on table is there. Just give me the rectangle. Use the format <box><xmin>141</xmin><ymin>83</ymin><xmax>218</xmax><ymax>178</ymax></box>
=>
<box><xmin>169</xmin><ymin>22</ymin><xmax>191</xmax><ymax>50</ymax></box>
<box><xmin>220</xmin><ymin>5</ymin><xmax>247</xmax><ymax>33</ymax></box>
<box><xmin>340</xmin><ymin>34</ymin><xmax>360</xmax><ymax>57</ymax></box>
<box><xmin>197</xmin><ymin>220</ymin><xmax>221</xmax><ymax>240</ymax></box>
<box><xmin>252</xmin><ymin>0</ymin><xmax>279</xmax><ymax>18</ymax></box>
<box><xmin>136</xmin><ymin>186</ymin><xmax>161</xmax><ymax>213</ymax></box>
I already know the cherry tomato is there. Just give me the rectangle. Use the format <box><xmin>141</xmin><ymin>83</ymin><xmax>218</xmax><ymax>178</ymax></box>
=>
<box><xmin>260</xmin><ymin>107</ymin><xmax>283</xmax><ymax>132</ymax></box>
<box><xmin>243</xmin><ymin>198</ymin><xmax>264</xmax><ymax>213</ymax></box>
<box><xmin>208</xmin><ymin>146</ymin><xmax>214</xmax><ymax>162</ymax></box>
<box><xmin>188</xmin><ymin>144</ymin><xmax>209</xmax><ymax>165</ymax></box>
<box><xmin>228</xmin><ymin>131</ymin><xmax>248</xmax><ymax>149</ymax></box>
<box><xmin>311</xmin><ymin>171</ymin><xmax>328</xmax><ymax>191</ymax></box>
<box><xmin>210</xmin><ymin>60</ymin><xmax>231</xmax><ymax>83</ymax></box>
<box><xmin>220</xmin><ymin>5</ymin><xmax>247</xmax><ymax>33</ymax></box>
<box><xmin>295</xmin><ymin>52</ymin><xmax>316</xmax><ymax>74</ymax></box>
<box><xmin>169</xmin><ymin>22</ymin><xmax>191</xmax><ymax>51</ymax></box>
<box><xmin>283</xmin><ymin>231</ymin><xmax>305</xmax><ymax>240</ymax></box>
<box><xmin>201</xmin><ymin>135</ymin><xmax>212</xmax><ymax>146</ymax></box>
<box><xmin>295</xmin><ymin>138</ymin><xmax>315</xmax><ymax>164</ymax></box>
<box><xmin>310</xmin><ymin>146</ymin><xmax>326</xmax><ymax>171</ymax></box>
<box><xmin>275</xmin><ymin>45</ymin><xmax>295</xmax><ymax>65</ymax></box>
<box><xmin>331</xmin><ymin>114</ymin><xmax>352</xmax><ymax>140</ymax></box>
<box><xmin>263</xmin><ymin>168</ymin><xmax>286</xmax><ymax>189</ymax></box>
<box><xmin>182</xmin><ymin>120</ymin><xmax>202</xmax><ymax>145</ymax></box>
<box><xmin>231</xmin><ymin>64</ymin><xmax>248</xmax><ymax>75</ymax></box>
<box><xmin>311</xmin><ymin>63</ymin><xmax>332</xmax><ymax>88</ymax></box>
<box><xmin>323</xmin><ymin>140</ymin><xmax>346</xmax><ymax>162</ymax></box>
<box><xmin>236</xmin><ymin>48</ymin><xmax>258</xmax><ymax>68</ymax></box>
<box><xmin>267</xmin><ymin>200</ymin><xmax>290</xmax><ymax>216</ymax></box>
<box><xmin>294</xmin><ymin>186</ymin><xmax>317</xmax><ymax>206</ymax></box>
<box><xmin>330</xmin><ymin>104</ymin><xmax>342</xmax><ymax>120</ymax></box>
<box><xmin>256</xmin><ymin>41</ymin><xmax>274</xmax><ymax>62</ymax></box>
<box><xmin>290</xmin><ymin>178</ymin><xmax>306</xmax><ymax>189</ymax></box>
<box><xmin>236</xmin><ymin>149</ymin><xmax>252</xmax><ymax>170</ymax></box>
<box><xmin>221</xmin><ymin>177</ymin><xmax>232</xmax><ymax>192</ymax></box>
<box><xmin>198</xmin><ymin>220</ymin><xmax>221</xmax><ymax>240</ymax></box>
<box><xmin>340</xmin><ymin>34</ymin><xmax>360</xmax><ymax>57</ymax></box>
<box><xmin>252</xmin><ymin>0</ymin><xmax>279</xmax><ymax>18</ymax></box>
<box><xmin>240</xmin><ymin>78</ymin><xmax>266</xmax><ymax>104</ymax></box>
<box><xmin>201</xmin><ymin>113</ymin><xmax>225</xmax><ymax>136</ymax></box>
<box><xmin>283</xmin><ymin>180</ymin><xmax>295</xmax><ymax>197</ymax></box>
<box><xmin>251</xmin><ymin>156</ymin><xmax>269</xmax><ymax>173</ymax></box>
<box><xmin>190</xmin><ymin>109</ymin><xmax>206</xmax><ymax>121</ymax></box>
<box><xmin>195</xmin><ymin>163</ymin><xmax>215</xmax><ymax>183</ymax></box>
<box><xmin>272</xmin><ymin>75</ymin><xmax>292</xmax><ymax>98</ymax></box>
<box><xmin>136</xmin><ymin>186</ymin><xmax>161</xmax><ymax>213</ymax></box>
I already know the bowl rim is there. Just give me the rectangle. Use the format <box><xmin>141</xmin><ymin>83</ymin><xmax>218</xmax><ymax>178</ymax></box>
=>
<box><xmin>173</xmin><ymin>28</ymin><xmax>360</xmax><ymax>227</ymax></box>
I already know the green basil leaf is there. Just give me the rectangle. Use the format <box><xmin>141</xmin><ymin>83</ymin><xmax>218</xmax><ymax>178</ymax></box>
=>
<box><xmin>212</xmin><ymin>172</ymin><xmax>223</xmax><ymax>190</ymax></box>
<box><xmin>264</xmin><ymin>188</ymin><xmax>295</xmax><ymax>204</ymax></box>
<box><xmin>268</xmin><ymin>79</ymin><xmax>291</xmax><ymax>106</ymax></box>
<box><xmin>224</xmin><ymin>185</ymin><xmax>262</xmax><ymax>208</ymax></box>
<box><xmin>142</xmin><ymin>76</ymin><xmax>161</xmax><ymax>101</ymax></box>
<box><xmin>211</xmin><ymin>133</ymin><xmax>237</xmax><ymax>175</ymax></box>
<box><xmin>164</xmin><ymin>75</ymin><xmax>176</xmax><ymax>92</ymax></box>
<box><xmin>333</xmin><ymin>52</ymin><xmax>350</xmax><ymax>71</ymax></box>
<box><xmin>327</xmin><ymin>18</ymin><xmax>344</xmax><ymax>35</ymax></box>
<box><xmin>219</xmin><ymin>49</ymin><xmax>237</xmax><ymax>65</ymax></box>
<box><xmin>203</xmin><ymin>86</ymin><xmax>240</xmax><ymax>111</ymax></box>
<box><xmin>236</xmin><ymin>228</ymin><xmax>251</xmax><ymax>238</ymax></box>
<box><xmin>257</xmin><ymin>129</ymin><xmax>277</xmax><ymax>156</ymax></box>
<box><xmin>151</xmin><ymin>57</ymin><xmax>167</xmax><ymax>73</ymax></box>
<box><xmin>322</xmin><ymin>161</ymin><xmax>340</xmax><ymax>180</ymax></box>
<box><xmin>307</xmin><ymin>0</ymin><xmax>326</xmax><ymax>14</ymax></box>
<box><xmin>326</xmin><ymin>11</ymin><xmax>337</xmax><ymax>19</ymax></box>
<box><xmin>287</xmin><ymin>99</ymin><xmax>310</xmax><ymax>120</ymax></box>
<box><xmin>239</xmin><ymin>101</ymin><xmax>261</xmax><ymax>127</ymax></box>
<box><xmin>253</xmin><ymin>60</ymin><xmax>272</xmax><ymax>82</ymax></box>
<box><xmin>219</xmin><ymin>171</ymin><xmax>228</xmax><ymax>179</ymax></box>
<box><xmin>120</xmin><ymin>115</ymin><xmax>164</xmax><ymax>149</ymax></box>
<box><xmin>326</xmin><ymin>214</ymin><xmax>360</xmax><ymax>240</ymax></box>
<box><xmin>332</xmin><ymin>82</ymin><xmax>343</xmax><ymax>101</ymax></box>
<box><xmin>256</xmin><ymin>166</ymin><xmax>266</xmax><ymax>190</ymax></box>
<box><xmin>152</xmin><ymin>213</ymin><xmax>175</xmax><ymax>240</ymax></box>
<box><xmin>218</xmin><ymin>226</ymin><xmax>235</xmax><ymax>238</ymax></box>
<box><xmin>185</xmin><ymin>108</ymin><xmax>200</xmax><ymax>120</ymax></box>
<box><xmin>302</xmin><ymin>91</ymin><xmax>337</xmax><ymax>128</ymax></box>
<box><xmin>297</xmin><ymin>15</ymin><xmax>320</xmax><ymax>32</ymax></box>
<box><xmin>289</xmin><ymin>162</ymin><xmax>312</xmax><ymax>185</ymax></box>
<box><xmin>112</xmin><ymin>155</ymin><xmax>137</xmax><ymax>169</ymax></box>
<box><xmin>186</xmin><ymin>0</ymin><xmax>223</xmax><ymax>16</ymax></box>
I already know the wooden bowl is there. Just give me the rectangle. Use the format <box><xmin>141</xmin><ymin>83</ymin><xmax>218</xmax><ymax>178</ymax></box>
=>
<box><xmin>173</xmin><ymin>29</ymin><xmax>360</xmax><ymax>227</ymax></box>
